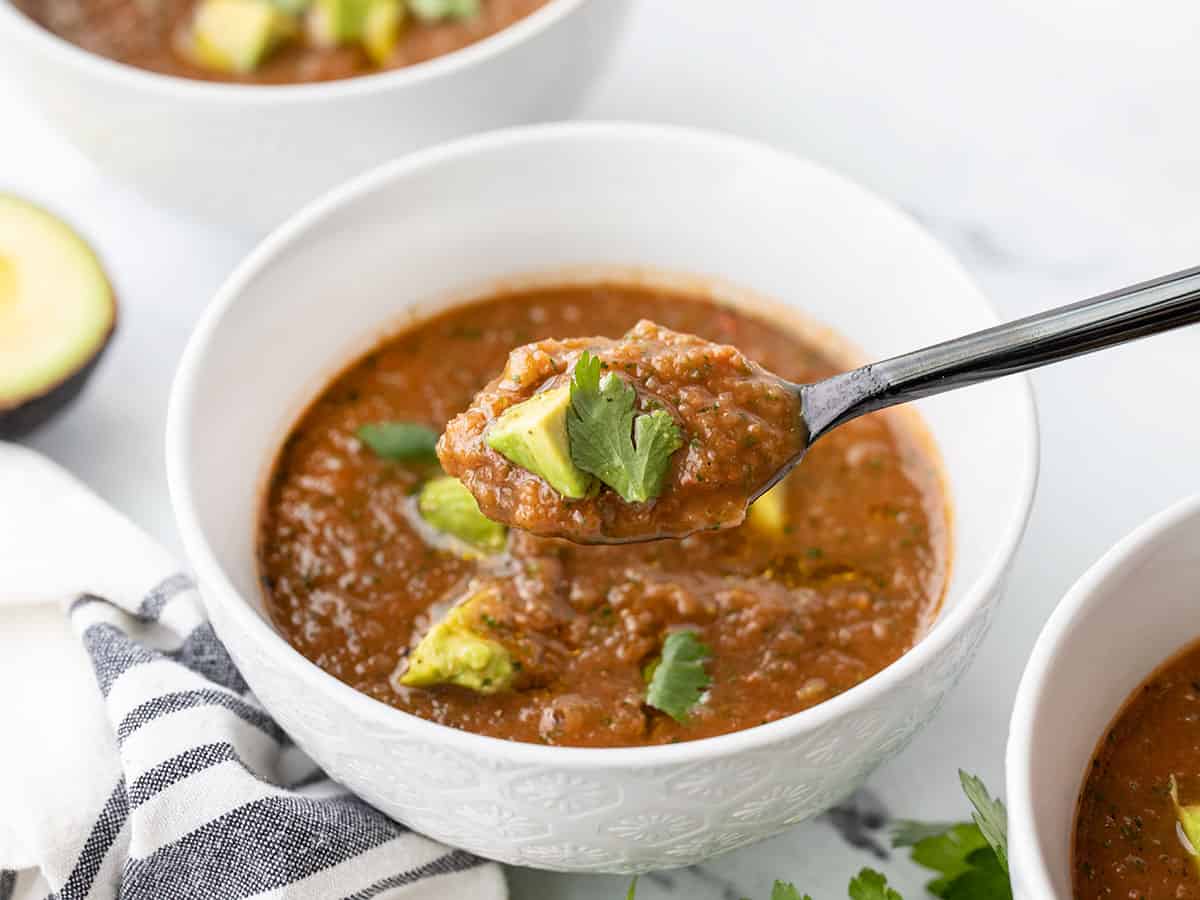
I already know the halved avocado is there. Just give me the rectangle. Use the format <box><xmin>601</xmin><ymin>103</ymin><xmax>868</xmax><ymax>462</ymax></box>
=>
<box><xmin>0</xmin><ymin>195</ymin><xmax>116</xmax><ymax>440</ymax></box>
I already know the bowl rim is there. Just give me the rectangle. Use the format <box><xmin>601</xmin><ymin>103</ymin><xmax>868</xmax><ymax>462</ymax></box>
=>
<box><xmin>166</xmin><ymin>120</ymin><xmax>1040</xmax><ymax>767</ymax></box>
<box><xmin>0</xmin><ymin>0</ymin><xmax>583</xmax><ymax>102</ymax></box>
<box><xmin>1005</xmin><ymin>490</ymin><xmax>1200</xmax><ymax>897</ymax></box>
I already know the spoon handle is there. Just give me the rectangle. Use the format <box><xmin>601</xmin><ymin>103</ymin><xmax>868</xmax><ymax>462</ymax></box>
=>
<box><xmin>800</xmin><ymin>263</ymin><xmax>1200</xmax><ymax>441</ymax></box>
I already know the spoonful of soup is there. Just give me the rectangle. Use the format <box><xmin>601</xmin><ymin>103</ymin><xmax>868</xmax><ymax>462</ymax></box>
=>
<box><xmin>439</xmin><ymin>264</ymin><xmax>1200</xmax><ymax>544</ymax></box>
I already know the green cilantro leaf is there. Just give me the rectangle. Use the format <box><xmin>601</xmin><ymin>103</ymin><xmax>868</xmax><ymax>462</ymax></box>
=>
<box><xmin>848</xmin><ymin>868</ymin><xmax>904</xmax><ymax>900</ymax></box>
<box><xmin>895</xmin><ymin>822</ymin><xmax>989</xmax><ymax>896</ymax></box>
<box><xmin>567</xmin><ymin>351</ymin><xmax>684</xmax><ymax>503</ymax></box>
<box><xmin>618</xmin><ymin>774</ymin><xmax>1012</xmax><ymax>900</ymax></box>
<box><xmin>893</xmin><ymin>776</ymin><xmax>1011</xmax><ymax>900</ymax></box>
<box><xmin>625</xmin><ymin>876</ymin><xmax>637</xmax><ymax>900</ymax></box>
<box><xmin>769</xmin><ymin>882</ymin><xmax>812</xmax><ymax>900</ymax></box>
<box><xmin>940</xmin><ymin>848</ymin><xmax>1011</xmax><ymax>900</ymax></box>
<box><xmin>959</xmin><ymin>771</ymin><xmax>1008</xmax><ymax>874</ymax></box>
<box><xmin>357</xmin><ymin>421</ymin><xmax>439</xmax><ymax>462</ymax></box>
<box><xmin>644</xmin><ymin>630</ymin><xmax>711</xmax><ymax>722</ymax></box>
<box><xmin>891</xmin><ymin>820</ymin><xmax>960</xmax><ymax>847</ymax></box>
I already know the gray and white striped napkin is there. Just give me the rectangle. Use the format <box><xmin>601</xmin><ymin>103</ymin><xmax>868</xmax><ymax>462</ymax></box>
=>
<box><xmin>0</xmin><ymin>444</ymin><xmax>507</xmax><ymax>899</ymax></box>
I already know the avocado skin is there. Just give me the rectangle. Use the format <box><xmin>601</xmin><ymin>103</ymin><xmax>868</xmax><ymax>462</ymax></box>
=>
<box><xmin>0</xmin><ymin>315</ymin><xmax>115</xmax><ymax>441</ymax></box>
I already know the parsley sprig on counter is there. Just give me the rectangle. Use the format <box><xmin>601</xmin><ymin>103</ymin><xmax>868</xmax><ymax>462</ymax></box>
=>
<box><xmin>567</xmin><ymin>352</ymin><xmax>684</xmax><ymax>503</ymax></box>
<box><xmin>624</xmin><ymin>773</ymin><xmax>1010</xmax><ymax>900</ymax></box>
<box><xmin>644</xmin><ymin>631</ymin><xmax>712</xmax><ymax>722</ymax></box>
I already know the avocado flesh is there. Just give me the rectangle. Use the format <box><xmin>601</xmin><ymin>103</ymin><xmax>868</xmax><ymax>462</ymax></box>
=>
<box><xmin>306</xmin><ymin>0</ymin><xmax>370</xmax><ymax>45</ymax></box>
<box><xmin>486</xmin><ymin>385</ymin><xmax>595</xmax><ymax>499</ymax></box>
<box><xmin>400</xmin><ymin>590</ymin><xmax>515</xmax><ymax>693</ymax></box>
<box><xmin>190</xmin><ymin>0</ymin><xmax>294</xmax><ymax>73</ymax></box>
<box><xmin>747</xmin><ymin>478</ymin><xmax>788</xmax><ymax>535</ymax></box>
<box><xmin>1171</xmin><ymin>777</ymin><xmax>1200</xmax><ymax>871</ymax></box>
<box><xmin>408</xmin><ymin>0</ymin><xmax>478</xmax><ymax>21</ymax></box>
<box><xmin>362</xmin><ymin>0</ymin><xmax>404</xmax><ymax>64</ymax></box>
<box><xmin>418</xmin><ymin>476</ymin><xmax>507</xmax><ymax>553</ymax></box>
<box><xmin>0</xmin><ymin>195</ymin><xmax>115</xmax><ymax>438</ymax></box>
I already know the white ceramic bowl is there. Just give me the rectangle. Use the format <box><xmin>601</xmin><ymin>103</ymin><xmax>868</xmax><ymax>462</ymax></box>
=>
<box><xmin>166</xmin><ymin>122</ymin><xmax>1038</xmax><ymax>872</ymax></box>
<box><xmin>0</xmin><ymin>0</ymin><xmax>627</xmax><ymax>232</ymax></box>
<box><xmin>1007</xmin><ymin>493</ymin><xmax>1200</xmax><ymax>898</ymax></box>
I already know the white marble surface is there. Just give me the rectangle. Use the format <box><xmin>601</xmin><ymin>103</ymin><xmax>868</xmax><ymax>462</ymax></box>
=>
<box><xmin>5</xmin><ymin>1</ymin><xmax>1200</xmax><ymax>896</ymax></box>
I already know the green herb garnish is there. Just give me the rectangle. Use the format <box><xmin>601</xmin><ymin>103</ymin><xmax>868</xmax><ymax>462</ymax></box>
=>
<box><xmin>357</xmin><ymin>421</ymin><xmax>439</xmax><ymax>462</ymax></box>
<box><xmin>770</xmin><ymin>882</ymin><xmax>813</xmax><ymax>900</ymax></box>
<box><xmin>959</xmin><ymin>771</ymin><xmax>1008</xmax><ymax>875</ymax></box>
<box><xmin>620</xmin><ymin>772</ymin><xmax>1010</xmax><ymax>900</ymax></box>
<box><xmin>847</xmin><ymin>869</ymin><xmax>903</xmax><ymax>900</ymax></box>
<box><xmin>893</xmin><ymin>822</ymin><xmax>995</xmax><ymax>897</ymax></box>
<box><xmin>566</xmin><ymin>351</ymin><xmax>684</xmax><ymax>503</ymax></box>
<box><xmin>644</xmin><ymin>630</ymin><xmax>711</xmax><ymax>722</ymax></box>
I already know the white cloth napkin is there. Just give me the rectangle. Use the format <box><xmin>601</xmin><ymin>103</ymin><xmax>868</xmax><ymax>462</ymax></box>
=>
<box><xmin>0</xmin><ymin>443</ymin><xmax>507</xmax><ymax>900</ymax></box>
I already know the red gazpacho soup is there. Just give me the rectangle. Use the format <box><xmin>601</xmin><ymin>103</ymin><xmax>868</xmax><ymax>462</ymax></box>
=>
<box><xmin>14</xmin><ymin>0</ymin><xmax>548</xmax><ymax>84</ymax></box>
<box><xmin>1074</xmin><ymin>638</ymin><xmax>1200</xmax><ymax>897</ymax></box>
<box><xmin>257</xmin><ymin>282</ymin><xmax>950</xmax><ymax>747</ymax></box>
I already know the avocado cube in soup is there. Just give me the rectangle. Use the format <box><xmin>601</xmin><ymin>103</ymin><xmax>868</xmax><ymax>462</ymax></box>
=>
<box><xmin>398</xmin><ymin>589</ymin><xmax>515</xmax><ymax>694</ymax></box>
<box><xmin>306</xmin><ymin>0</ymin><xmax>369</xmax><ymax>45</ymax></box>
<box><xmin>187</xmin><ymin>0</ymin><xmax>295</xmax><ymax>73</ymax></box>
<box><xmin>362</xmin><ymin>0</ymin><xmax>405</xmax><ymax>64</ymax></box>
<box><xmin>417</xmin><ymin>476</ymin><xmax>507</xmax><ymax>553</ymax></box>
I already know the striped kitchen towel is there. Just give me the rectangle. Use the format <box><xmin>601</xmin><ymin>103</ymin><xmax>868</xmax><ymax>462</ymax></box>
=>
<box><xmin>0</xmin><ymin>444</ymin><xmax>506</xmax><ymax>899</ymax></box>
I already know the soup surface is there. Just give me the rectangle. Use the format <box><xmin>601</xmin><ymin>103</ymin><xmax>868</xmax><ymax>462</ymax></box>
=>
<box><xmin>14</xmin><ymin>0</ymin><xmax>546</xmax><ymax>83</ymax></box>
<box><xmin>1074</xmin><ymin>638</ymin><xmax>1200</xmax><ymax>898</ymax></box>
<box><xmin>258</xmin><ymin>283</ymin><xmax>950</xmax><ymax>747</ymax></box>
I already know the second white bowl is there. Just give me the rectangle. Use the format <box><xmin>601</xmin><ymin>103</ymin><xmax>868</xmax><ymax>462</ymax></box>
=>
<box><xmin>0</xmin><ymin>0</ymin><xmax>628</xmax><ymax>231</ymax></box>
<box><xmin>1007</xmin><ymin>493</ymin><xmax>1200</xmax><ymax>898</ymax></box>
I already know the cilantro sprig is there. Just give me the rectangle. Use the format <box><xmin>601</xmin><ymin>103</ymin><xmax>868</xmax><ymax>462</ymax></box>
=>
<box><xmin>644</xmin><ymin>630</ymin><xmax>711</xmax><ymax>722</ymax></box>
<box><xmin>567</xmin><ymin>352</ymin><xmax>684</xmax><ymax>503</ymax></box>
<box><xmin>958</xmin><ymin>772</ymin><xmax>1008</xmax><ymax>876</ymax></box>
<box><xmin>622</xmin><ymin>773</ymin><xmax>1009</xmax><ymax>900</ymax></box>
<box><xmin>847</xmin><ymin>870</ymin><xmax>903</xmax><ymax>900</ymax></box>
<box><xmin>357</xmin><ymin>421</ymin><xmax>439</xmax><ymax>462</ymax></box>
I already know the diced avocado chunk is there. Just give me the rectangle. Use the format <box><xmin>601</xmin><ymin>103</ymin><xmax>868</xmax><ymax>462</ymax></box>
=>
<box><xmin>486</xmin><ymin>385</ymin><xmax>595</xmax><ymax>500</ymax></box>
<box><xmin>1171</xmin><ymin>777</ymin><xmax>1200</xmax><ymax>870</ymax></box>
<box><xmin>418</xmin><ymin>476</ymin><xmax>507</xmax><ymax>552</ymax></box>
<box><xmin>306</xmin><ymin>0</ymin><xmax>369</xmax><ymax>45</ymax></box>
<box><xmin>362</xmin><ymin>0</ymin><xmax>404</xmax><ymax>64</ymax></box>
<box><xmin>408</xmin><ymin>0</ymin><xmax>478</xmax><ymax>21</ymax></box>
<box><xmin>270</xmin><ymin>0</ymin><xmax>310</xmax><ymax>16</ymax></box>
<box><xmin>747</xmin><ymin>478</ymin><xmax>788</xmax><ymax>535</ymax></box>
<box><xmin>188</xmin><ymin>0</ymin><xmax>294</xmax><ymax>74</ymax></box>
<box><xmin>400</xmin><ymin>591</ymin><xmax>514</xmax><ymax>693</ymax></box>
